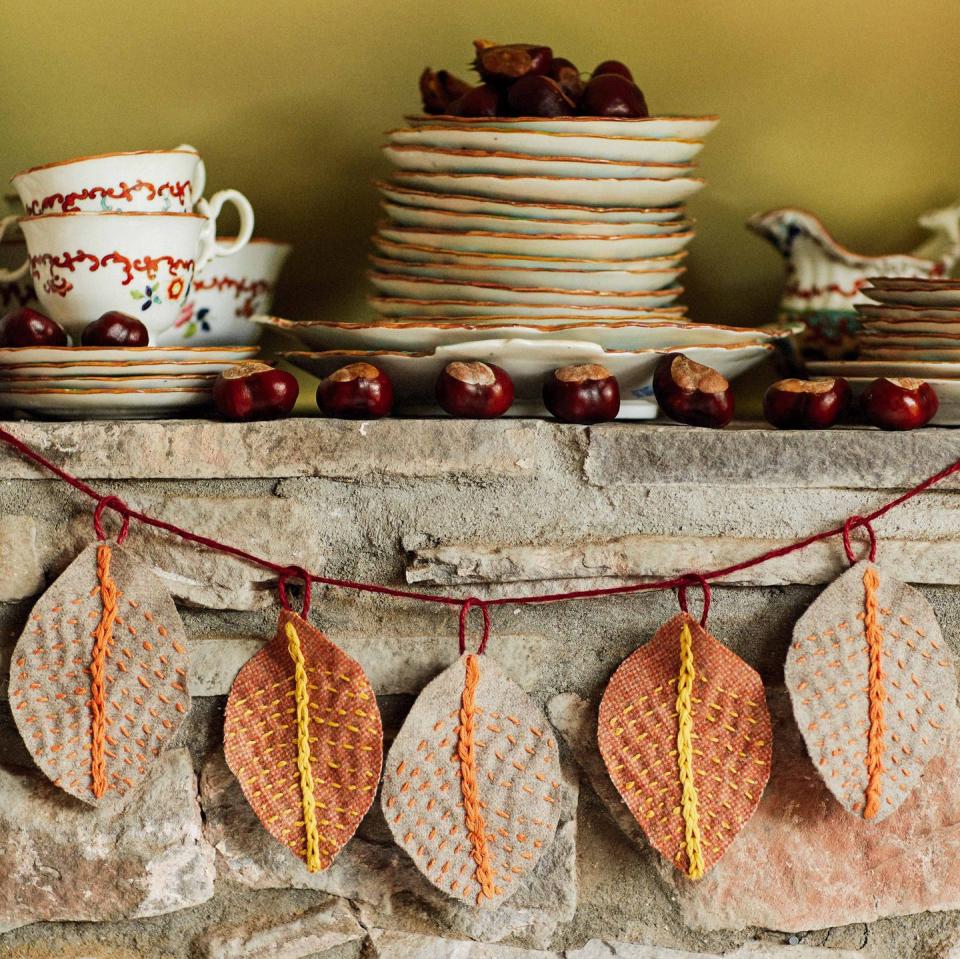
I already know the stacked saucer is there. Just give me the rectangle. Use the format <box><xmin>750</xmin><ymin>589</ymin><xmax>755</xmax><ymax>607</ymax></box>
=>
<box><xmin>806</xmin><ymin>277</ymin><xmax>960</xmax><ymax>423</ymax></box>
<box><xmin>370</xmin><ymin>114</ymin><xmax>716</xmax><ymax>321</ymax></box>
<box><xmin>0</xmin><ymin>344</ymin><xmax>258</xmax><ymax>419</ymax></box>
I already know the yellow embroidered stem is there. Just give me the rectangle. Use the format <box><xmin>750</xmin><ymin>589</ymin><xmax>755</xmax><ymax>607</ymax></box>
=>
<box><xmin>863</xmin><ymin>566</ymin><xmax>887</xmax><ymax>819</ymax></box>
<box><xmin>457</xmin><ymin>653</ymin><xmax>497</xmax><ymax>904</ymax></box>
<box><xmin>90</xmin><ymin>543</ymin><xmax>118</xmax><ymax>799</ymax></box>
<box><xmin>676</xmin><ymin>621</ymin><xmax>705</xmax><ymax>879</ymax></box>
<box><xmin>285</xmin><ymin>620</ymin><xmax>322</xmax><ymax>872</ymax></box>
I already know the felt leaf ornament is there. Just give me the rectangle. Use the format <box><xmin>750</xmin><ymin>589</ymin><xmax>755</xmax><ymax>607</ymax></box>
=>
<box><xmin>224</xmin><ymin>609</ymin><xmax>383</xmax><ymax>872</ymax></box>
<box><xmin>598</xmin><ymin>612</ymin><xmax>773</xmax><ymax>879</ymax></box>
<box><xmin>381</xmin><ymin>653</ymin><xmax>563</xmax><ymax>907</ymax></box>
<box><xmin>785</xmin><ymin>560</ymin><xmax>959</xmax><ymax>822</ymax></box>
<box><xmin>8</xmin><ymin>542</ymin><xmax>190</xmax><ymax>807</ymax></box>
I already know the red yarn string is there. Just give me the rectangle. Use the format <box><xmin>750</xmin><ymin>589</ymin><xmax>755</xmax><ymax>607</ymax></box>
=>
<box><xmin>677</xmin><ymin>574</ymin><xmax>712</xmax><ymax>627</ymax></box>
<box><xmin>842</xmin><ymin>515</ymin><xmax>878</xmax><ymax>564</ymax></box>
<box><xmin>1</xmin><ymin>425</ymin><xmax>957</xmax><ymax>620</ymax></box>
<box><xmin>278</xmin><ymin>565</ymin><xmax>313</xmax><ymax>617</ymax></box>
<box><xmin>458</xmin><ymin>597</ymin><xmax>491</xmax><ymax>655</ymax></box>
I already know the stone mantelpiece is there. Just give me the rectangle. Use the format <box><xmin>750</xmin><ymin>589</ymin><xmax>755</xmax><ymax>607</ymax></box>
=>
<box><xmin>0</xmin><ymin>419</ymin><xmax>959</xmax><ymax>959</ymax></box>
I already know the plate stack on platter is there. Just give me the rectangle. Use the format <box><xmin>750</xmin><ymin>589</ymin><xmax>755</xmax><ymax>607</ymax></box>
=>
<box><xmin>0</xmin><ymin>345</ymin><xmax>259</xmax><ymax>419</ymax></box>
<box><xmin>369</xmin><ymin>113</ymin><xmax>714</xmax><ymax>320</ymax></box>
<box><xmin>806</xmin><ymin>277</ymin><xmax>960</xmax><ymax>424</ymax></box>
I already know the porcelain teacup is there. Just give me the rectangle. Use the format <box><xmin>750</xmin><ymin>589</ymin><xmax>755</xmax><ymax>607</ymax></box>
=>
<box><xmin>159</xmin><ymin>238</ymin><xmax>292</xmax><ymax>345</ymax></box>
<box><xmin>6</xmin><ymin>211</ymin><xmax>229</xmax><ymax>340</ymax></box>
<box><xmin>11</xmin><ymin>145</ymin><xmax>208</xmax><ymax>215</ymax></box>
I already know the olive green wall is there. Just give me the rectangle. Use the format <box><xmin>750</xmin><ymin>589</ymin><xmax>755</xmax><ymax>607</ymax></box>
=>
<box><xmin>2</xmin><ymin>0</ymin><xmax>959</xmax><ymax>329</ymax></box>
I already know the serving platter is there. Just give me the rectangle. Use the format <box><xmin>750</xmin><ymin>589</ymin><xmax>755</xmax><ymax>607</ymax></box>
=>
<box><xmin>404</xmin><ymin>114</ymin><xmax>720</xmax><ymax>139</ymax></box>
<box><xmin>391</xmin><ymin>172</ymin><xmax>705</xmax><ymax>207</ymax></box>
<box><xmin>0</xmin><ymin>386</ymin><xmax>211</xmax><ymax>419</ymax></box>
<box><xmin>257</xmin><ymin>315</ymin><xmax>787</xmax><ymax>353</ymax></box>
<box><xmin>381</xmin><ymin>202</ymin><xmax>692</xmax><ymax>237</ymax></box>
<box><xmin>382</xmin><ymin>145</ymin><xmax>697</xmax><ymax>180</ymax></box>
<box><xmin>386</xmin><ymin>127</ymin><xmax>705</xmax><ymax>163</ymax></box>
<box><xmin>281</xmin><ymin>338</ymin><xmax>769</xmax><ymax>419</ymax></box>
<box><xmin>0</xmin><ymin>373</ymin><xmax>215</xmax><ymax>390</ymax></box>
<box><xmin>807</xmin><ymin>359</ymin><xmax>960</xmax><ymax>379</ymax></box>
<box><xmin>378</xmin><ymin>183</ymin><xmax>685</xmax><ymax>222</ymax></box>
<box><xmin>0</xmin><ymin>345</ymin><xmax>259</xmax><ymax>367</ymax></box>
<box><xmin>376</xmin><ymin>226</ymin><xmax>694</xmax><ymax>259</ymax></box>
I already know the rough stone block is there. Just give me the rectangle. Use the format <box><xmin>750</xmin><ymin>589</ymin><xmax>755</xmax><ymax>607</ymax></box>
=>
<box><xmin>585</xmin><ymin>424</ymin><xmax>960</xmax><ymax>489</ymax></box>
<box><xmin>200</xmin><ymin>750</ymin><xmax>577</xmax><ymax>947</ymax></box>
<box><xmin>367</xmin><ymin>928</ymin><xmax>560</xmax><ymax>957</ymax></box>
<box><xmin>0</xmin><ymin>420</ymin><xmax>548</xmax><ymax>482</ymax></box>
<box><xmin>551</xmin><ymin>688</ymin><xmax>960</xmax><ymax>932</ymax></box>
<box><xmin>0</xmin><ymin>748</ymin><xmax>214</xmax><ymax>932</ymax></box>
<box><xmin>568</xmin><ymin>941</ymin><xmax>864</xmax><ymax>958</ymax></box>
<box><xmin>0</xmin><ymin>516</ymin><xmax>43</xmax><ymax>602</ymax></box>
<box><xmin>191</xmin><ymin>898</ymin><xmax>365</xmax><ymax>959</ymax></box>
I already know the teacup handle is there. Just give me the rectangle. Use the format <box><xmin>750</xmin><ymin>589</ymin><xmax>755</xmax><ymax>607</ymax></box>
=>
<box><xmin>0</xmin><ymin>216</ymin><xmax>29</xmax><ymax>283</ymax></box>
<box><xmin>175</xmin><ymin>143</ymin><xmax>206</xmax><ymax>205</ymax></box>
<box><xmin>195</xmin><ymin>189</ymin><xmax>255</xmax><ymax>271</ymax></box>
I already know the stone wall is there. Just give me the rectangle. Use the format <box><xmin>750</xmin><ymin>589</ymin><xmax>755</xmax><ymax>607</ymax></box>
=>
<box><xmin>0</xmin><ymin>420</ymin><xmax>959</xmax><ymax>959</ymax></box>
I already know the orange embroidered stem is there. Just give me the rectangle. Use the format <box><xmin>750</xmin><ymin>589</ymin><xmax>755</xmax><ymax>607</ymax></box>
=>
<box><xmin>90</xmin><ymin>544</ymin><xmax>118</xmax><ymax>798</ymax></box>
<box><xmin>457</xmin><ymin>653</ymin><xmax>497</xmax><ymax>904</ymax></box>
<box><xmin>863</xmin><ymin>565</ymin><xmax>886</xmax><ymax>819</ymax></box>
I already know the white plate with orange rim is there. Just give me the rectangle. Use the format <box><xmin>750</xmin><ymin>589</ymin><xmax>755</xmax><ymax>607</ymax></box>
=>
<box><xmin>403</xmin><ymin>114</ymin><xmax>720</xmax><ymax>140</ymax></box>
<box><xmin>0</xmin><ymin>344</ymin><xmax>258</xmax><ymax>367</ymax></box>
<box><xmin>811</xmin><ymin>375</ymin><xmax>960</xmax><ymax>426</ymax></box>
<box><xmin>376</xmin><ymin>226</ymin><xmax>694</xmax><ymax>259</ymax></box>
<box><xmin>368</xmin><ymin>272</ymin><xmax>683</xmax><ymax>308</ymax></box>
<box><xmin>378</xmin><ymin>183</ymin><xmax>685</xmax><ymax>223</ymax></box>
<box><xmin>383</xmin><ymin>145</ymin><xmax>698</xmax><ymax>180</ymax></box>
<box><xmin>856</xmin><ymin>303</ymin><xmax>960</xmax><ymax>322</ymax></box>
<box><xmin>863</xmin><ymin>279</ymin><xmax>960</xmax><ymax>309</ymax></box>
<box><xmin>0</xmin><ymin>386</ymin><xmax>212</xmax><ymax>419</ymax></box>
<box><xmin>369</xmin><ymin>296</ymin><xmax>687</xmax><ymax>320</ymax></box>
<box><xmin>369</xmin><ymin>256</ymin><xmax>684</xmax><ymax>293</ymax></box>
<box><xmin>371</xmin><ymin>237</ymin><xmax>688</xmax><ymax>271</ymax></box>
<box><xmin>391</xmin><ymin>172</ymin><xmax>705</xmax><ymax>208</ymax></box>
<box><xmin>807</xmin><ymin>359</ymin><xmax>960</xmax><ymax>379</ymax></box>
<box><xmin>280</xmin><ymin>338</ymin><xmax>770</xmax><ymax>419</ymax></box>
<box><xmin>381</xmin><ymin>201</ymin><xmax>692</xmax><ymax>237</ymax></box>
<box><xmin>386</xmin><ymin>127</ymin><xmax>706</xmax><ymax>163</ymax></box>
<box><xmin>0</xmin><ymin>372</ymin><xmax>216</xmax><ymax>390</ymax></box>
<box><xmin>257</xmin><ymin>315</ymin><xmax>789</xmax><ymax>353</ymax></box>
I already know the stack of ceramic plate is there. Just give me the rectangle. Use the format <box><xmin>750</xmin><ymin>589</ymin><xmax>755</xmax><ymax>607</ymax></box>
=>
<box><xmin>369</xmin><ymin>113</ymin><xmax>717</xmax><ymax>321</ymax></box>
<box><xmin>0</xmin><ymin>345</ymin><xmax>259</xmax><ymax>419</ymax></box>
<box><xmin>804</xmin><ymin>277</ymin><xmax>960</xmax><ymax>423</ymax></box>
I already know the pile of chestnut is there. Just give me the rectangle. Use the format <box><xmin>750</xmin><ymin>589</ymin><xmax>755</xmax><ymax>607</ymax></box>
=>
<box><xmin>0</xmin><ymin>306</ymin><xmax>150</xmax><ymax>348</ymax></box>
<box><xmin>420</xmin><ymin>41</ymin><xmax>648</xmax><ymax>119</ymax></box>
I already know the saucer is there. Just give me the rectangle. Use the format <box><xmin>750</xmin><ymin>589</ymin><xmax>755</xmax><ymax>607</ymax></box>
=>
<box><xmin>0</xmin><ymin>386</ymin><xmax>212</xmax><ymax>419</ymax></box>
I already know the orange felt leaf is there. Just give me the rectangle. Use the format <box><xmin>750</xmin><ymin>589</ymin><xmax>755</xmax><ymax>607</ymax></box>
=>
<box><xmin>223</xmin><ymin>609</ymin><xmax>383</xmax><ymax>871</ymax></box>
<box><xmin>598</xmin><ymin>612</ymin><xmax>772</xmax><ymax>878</ymax></box>
<box><xmin>8</xmin><ymin>543</ymin><xmax>190</xmax><ymax>808</ymax></box>
<box><xmin>380</xmin><ymin>652</ymin><xmax>563</xmax><ymax>907</ymax></box>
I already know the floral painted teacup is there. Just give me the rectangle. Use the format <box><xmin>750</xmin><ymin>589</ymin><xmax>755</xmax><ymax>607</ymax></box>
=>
<box><xmin>159</xmin><ymin>238</ymin><xmax>292</xmax><ymax>345</ymax></box>
<box><xmin>11</xmin><ymin>145</ymin><xmax>208</xmax><ymax>215</ymax></box>
<box><xmin>7</xmin><ymin>211</ymin><xmax>238</xmax><ymax>340</ymax></box>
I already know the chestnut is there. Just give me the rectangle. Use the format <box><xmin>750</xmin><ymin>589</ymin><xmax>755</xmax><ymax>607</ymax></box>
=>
<box><xmin>0</xmin><ymin>307</ymin><xmax>68</xmax><ymax>348</ymax></box>
<box><xmin>316</xmin><ymin>362</ymin><xmax>393</xmax><ymax>419</ymax></box>
<box><xmin>580</xmin><ymin>73</ymin><xmax>649</xmax><ymax>118</ymax></box>
<box><xmin>436</xmin><ymin>361</ymin><xmax>514</xmax><ymax>418</ymax></box>
<box><xmin>80</xmin><ymin>310</ymin><xmax>150</xmax><ymax>347</ymax></box>
<box><xmin>420</xmin><ymin>67</ymin><xmax>473</xmax><ymax>114</ymax></box>
<box><xmin>212</xmin><ymin>361</ymin><xmax>299</xmax><ymax>421</ymax></box>
<box><xmin>544</xmin><ymin>364</ymin><xmax>620</xmax><ymax>423</ymax></box>
<box><xmin>652</xmin><ymin>353</ymin><xmax>734</xmax><ymax>428</ymax></box>
<box><xmin>507</xmin><ymin>74</ymin><xmax>575</xmax><ymax>117</ymax></box>
<box><xmin>547</xmin><ymin>57</ymin><xmax>585</xmax><ymax>102</ymax></box>
<box><xmin>592</xmin><ymin>59</ymin><xmax>634</xmax><ymax>81</ymax></box>
<box><xmin>762</xmin><ymin>377</ymin><xmax>851</xmax><ymax>429</ymax></box>
<box><xmin>472</xmin><ymin>40</ymin><xmax>553</xmax><ymax>84</ymax></box>
<box><xmin>450</xmin><ymin>83</ymin><xmax>506</xmax><ymax>117</ymax></box>
<box><xmin>861</xmin><ymin>377</ymin><xmax>939</xmax><ymax>431</ymax></box>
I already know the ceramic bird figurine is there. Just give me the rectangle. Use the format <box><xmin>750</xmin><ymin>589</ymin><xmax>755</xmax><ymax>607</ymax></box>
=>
<box><xmin>748</xmin><ymin>203</ymin><xmax>960</xmax><ymax>358</ymax></box>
